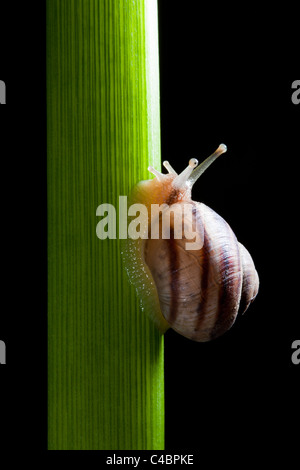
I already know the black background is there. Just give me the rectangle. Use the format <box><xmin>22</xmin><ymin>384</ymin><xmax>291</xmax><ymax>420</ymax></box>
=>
<box><xmin>0</xmin><ymin>0</ymin><xmax>47</xmax><ymax>455</ymax></box>
<box><xmin>0</xmin><ymin>0</ymin><xmax>299</xmax><ymax>461</ymax></box>
<box><xmin>158</xmin><ymin>2</ymin><xmax>300</xmax><ymax>456</ymax></box>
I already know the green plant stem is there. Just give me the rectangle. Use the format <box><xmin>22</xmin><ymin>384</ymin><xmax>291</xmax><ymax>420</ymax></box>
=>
<box><xmin>47</xmin><ymin>0</ymin><xmax>164</xmax><ymax>450</ymax></box>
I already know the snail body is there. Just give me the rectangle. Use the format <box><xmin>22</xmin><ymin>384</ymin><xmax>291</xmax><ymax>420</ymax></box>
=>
<box><xmin>124</xmin><ymin>144</ymin><xmax>259</xmax><ymax>342</ymax></box>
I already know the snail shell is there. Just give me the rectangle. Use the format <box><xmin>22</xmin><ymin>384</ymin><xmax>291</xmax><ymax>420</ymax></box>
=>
<box><xmin>124</xmin><ymin>144</ymin><xmax>259</xmax><ymax>342</ymax></box>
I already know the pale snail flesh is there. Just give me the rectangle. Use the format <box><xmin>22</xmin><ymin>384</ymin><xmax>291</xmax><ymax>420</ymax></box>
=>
<box><xmin>124</xmin><ymin>144</ymin><xmax>259</xmax><ymax>342</ymax></box>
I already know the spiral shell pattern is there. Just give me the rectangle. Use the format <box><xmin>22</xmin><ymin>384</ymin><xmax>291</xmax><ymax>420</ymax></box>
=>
<box><xmin>143</xmin><ymin>202</ymin><xmax>259</xmax><ymax>342</ymax></box>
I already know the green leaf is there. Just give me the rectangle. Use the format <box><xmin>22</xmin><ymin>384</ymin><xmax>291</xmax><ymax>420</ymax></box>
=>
<box><xmin>47</xmin><ymin>0</ymin><xmax>164</xmax><ymax>450</ymax></box>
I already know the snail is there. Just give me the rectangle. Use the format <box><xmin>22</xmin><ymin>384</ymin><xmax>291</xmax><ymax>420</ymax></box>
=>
<box><xmin>123</xmin><ymin>144</ymin><xmax>259</xmax><ymax>342</ymax></box>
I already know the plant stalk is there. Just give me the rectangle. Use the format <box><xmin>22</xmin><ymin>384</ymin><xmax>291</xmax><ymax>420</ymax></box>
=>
<box><xmin>47</xmin><ymin>0</ymin><xmax>164</xmax><ymax>450</ymax></box>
